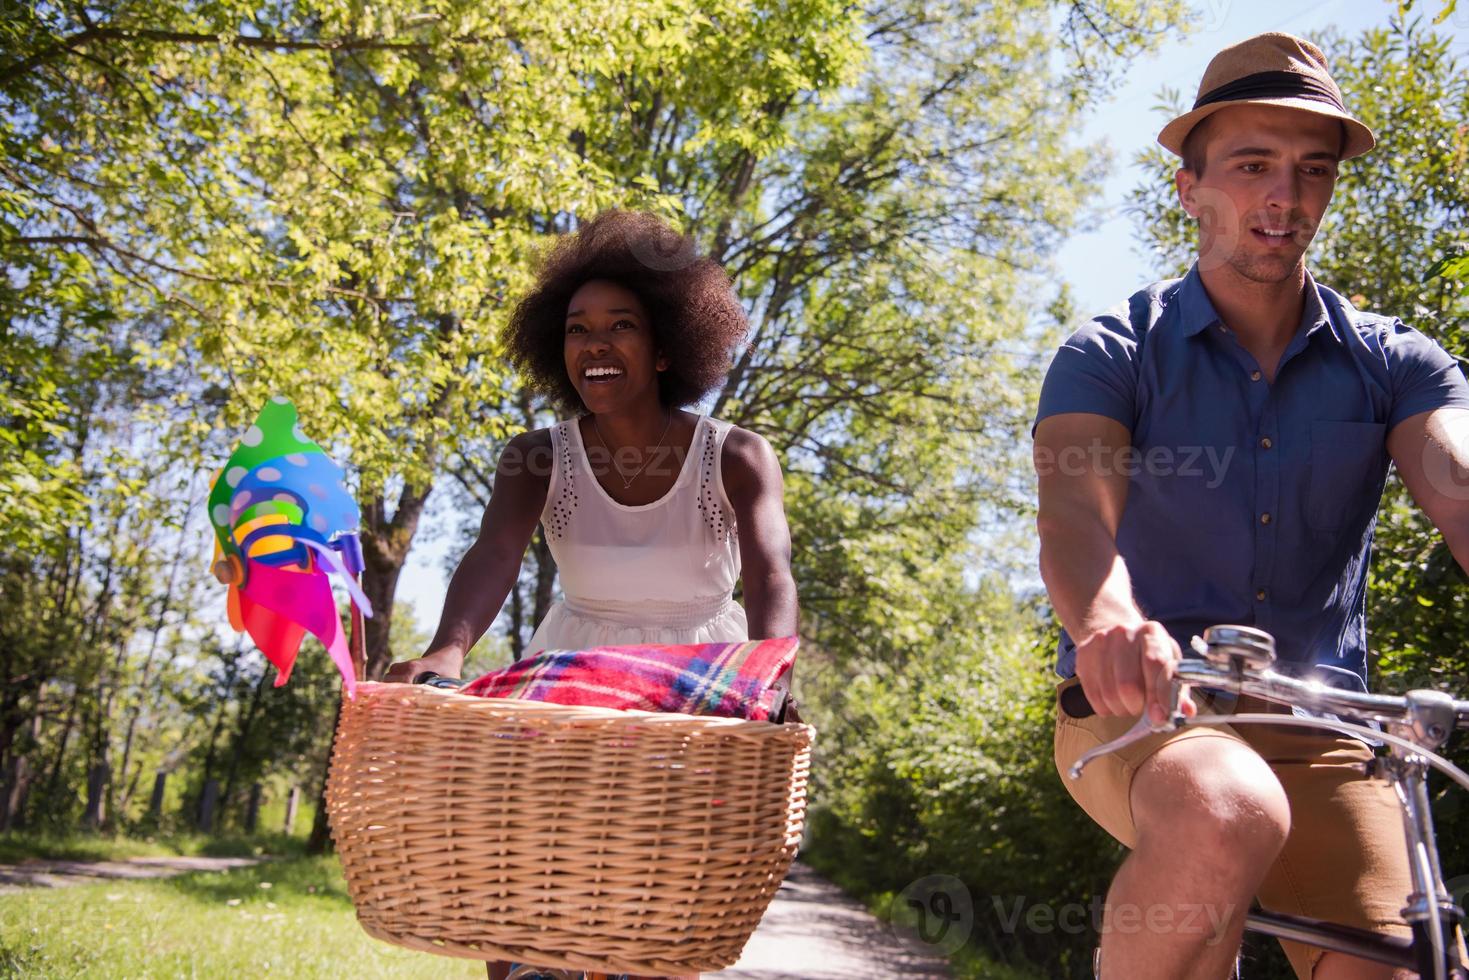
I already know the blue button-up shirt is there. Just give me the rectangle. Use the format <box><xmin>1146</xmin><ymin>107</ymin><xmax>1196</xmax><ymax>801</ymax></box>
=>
<box><xmin>1036</xmin><ymin>265</ymin><xmax>1469</xmax><ymax>689</ymax></box>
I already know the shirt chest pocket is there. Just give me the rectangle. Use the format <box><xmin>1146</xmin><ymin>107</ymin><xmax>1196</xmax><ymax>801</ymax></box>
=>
<box><xmin>1307</xmin><ymin>420</ymin><xmax>1388</xmax><ymax>531</ymax></box>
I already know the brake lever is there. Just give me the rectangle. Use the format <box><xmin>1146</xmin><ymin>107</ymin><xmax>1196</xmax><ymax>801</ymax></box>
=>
<box><xmin>1067</xmin><ymin>681</ymin><xmax>1187</xmax><ymax>781</ymax></box>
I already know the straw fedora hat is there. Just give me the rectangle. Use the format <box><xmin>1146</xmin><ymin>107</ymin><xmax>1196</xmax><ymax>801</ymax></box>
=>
<box><xmin>1159</xmin><ymin>32</ymin><xmax>1375</xmax><ymax>161</ymax></box>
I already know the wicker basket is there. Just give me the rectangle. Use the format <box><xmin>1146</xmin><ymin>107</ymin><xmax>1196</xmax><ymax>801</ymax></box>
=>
<box><xmin>325</xmin><ymin>682</ymin><xmax>814</xmax><ymax>976</ymax></box>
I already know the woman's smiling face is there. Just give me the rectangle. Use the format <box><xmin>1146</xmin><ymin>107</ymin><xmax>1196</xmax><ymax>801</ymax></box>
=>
<box><xmin>563</xmin><ymin>279</ymin><xmax>667</xmax><ymax>413</ymax></box>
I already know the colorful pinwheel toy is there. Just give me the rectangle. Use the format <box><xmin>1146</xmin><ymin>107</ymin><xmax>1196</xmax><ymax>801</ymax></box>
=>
<box><xmin>207</xmin><ymin>397</ymin><xmax>370</xmax><ymax>696</ymax></box>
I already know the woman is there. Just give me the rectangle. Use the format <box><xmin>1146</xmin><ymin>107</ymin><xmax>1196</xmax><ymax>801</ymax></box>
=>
<box><xmin>386</xmin><ymin>210</ymin><xmax>799</xmax><ymax>980</ymax></box>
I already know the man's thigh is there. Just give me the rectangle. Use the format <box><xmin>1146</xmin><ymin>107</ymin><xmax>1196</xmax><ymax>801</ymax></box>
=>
<box><xmin>1052</xmin><ymin>678</ymin><xmax>1250</xmax><ymax>848</ymax></box>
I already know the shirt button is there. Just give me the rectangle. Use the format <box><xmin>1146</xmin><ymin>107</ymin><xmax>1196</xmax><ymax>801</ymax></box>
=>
<box><xmin>1256</xmin><ymin>589</ymin><xmax>1267</xmax><ymax>601</ymax></box>
<box><xmin>1260</xmin><ymin>512</ymin><xmax>1272</xmax><ymax>525</ymax></box>
<box><xmin>1260</xmin><ymin>437</ymin><xmax>1273</xmax><ymax>449</ymax></box>
<box><xmin>1251</xmin><ymin>370</ymin><xmax>1262</xmax><ymax>381</ymax></box>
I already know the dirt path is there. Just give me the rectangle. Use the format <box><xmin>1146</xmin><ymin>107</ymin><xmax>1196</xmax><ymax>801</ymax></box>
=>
<box><xmin>0</xmin><ymin>855</ymin><xmax>262</xmax><ymax>894</ymax></box>
<box><xmin>710</xmin><ymin>863</ymin><xmax>950</xmax><ymax>980</ymax></box>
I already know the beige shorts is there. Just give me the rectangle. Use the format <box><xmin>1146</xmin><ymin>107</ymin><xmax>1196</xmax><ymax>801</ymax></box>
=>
<box><xmin>1053</xmin><ymin>677</ymin><xmax>1414</xmax><ymax>978</ymax></box>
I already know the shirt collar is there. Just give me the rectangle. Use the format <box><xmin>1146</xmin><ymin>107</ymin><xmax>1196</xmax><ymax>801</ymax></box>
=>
<box><xmin>1177</xmin><ymin>263</ymin><xmax>1335</xmax><ymax>340</ymax></box>
<box><xmin>1177</xmin><ymin>265</ymin><xmax>1222</xmax><ymax>337</ymax></box>
<box><xmin>1299</xmin><ymin>270</ymin><xmax>1336</xmax><ymax>340</ymax></box>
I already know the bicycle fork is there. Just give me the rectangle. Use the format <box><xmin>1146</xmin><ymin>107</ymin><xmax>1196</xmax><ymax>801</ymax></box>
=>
<box><xmin>1386</xmin><ymin>692</ymin><xmax>1468</xmax><ymax>980</ymax></box>
<box><xmin>1381</xmin><ymin>751</ymin><xmax>1465</xmax><ymax>980</ymax></box>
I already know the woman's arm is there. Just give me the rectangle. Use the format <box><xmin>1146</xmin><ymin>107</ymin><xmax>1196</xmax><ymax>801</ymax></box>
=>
<box><xmin>722</xmin><ymin>427</ymin><xmax>797</xmax><ymax>639</ymax></box>
<box><xmin>384</xmin><ymin>430</ymin><xmax>551</xmax><ymax>682</ymax></box>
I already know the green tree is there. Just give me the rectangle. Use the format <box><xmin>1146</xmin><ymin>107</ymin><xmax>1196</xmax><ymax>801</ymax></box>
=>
<box><xmin>802</xmin><ymin>583</ymin><xmax>1124</xmax><ymax>977</ymax></box>
<box><xmin>1</xmin><ymin>0</ymin><xmax>866</xmax><ymax>678</ymax></box>
<box><xmin>3</xmin><ymin>0</ymin><xmax>1194</xmax><ymax>917</ymax></box>
<box><xmin>1396</xmin><ymin>0</ymin><xmax>1464</xmax><ymax>26</ymax></box>
<box><xmin>4</xmin><ymin>0</ymin><xmax>1197</xmax><ymax>681</ymax></box>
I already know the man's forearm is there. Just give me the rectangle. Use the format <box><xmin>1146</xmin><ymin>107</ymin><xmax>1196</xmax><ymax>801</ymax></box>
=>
<box><xmin>1441</xmin><ymin>522</ymin><xmax>1469</xmax><ymax>580</ymax></box>
<box><xmin>1038</xmin><ymin>519</ymin><xmax>1145</xmax><ymax>642</ymax></box>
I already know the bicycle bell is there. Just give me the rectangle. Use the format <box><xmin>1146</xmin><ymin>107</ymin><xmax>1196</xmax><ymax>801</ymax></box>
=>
<box><xmin>1201</xmin><ymin>625</ymin><xmax>1277</xmax><ymax>670</ymax></box>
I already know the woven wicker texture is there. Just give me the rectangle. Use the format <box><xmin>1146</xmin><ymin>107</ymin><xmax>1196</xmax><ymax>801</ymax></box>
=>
<box><xmin>326</xmin><ymin>683</ymin><xmax>813</xmax><ymax>975</ymax></box>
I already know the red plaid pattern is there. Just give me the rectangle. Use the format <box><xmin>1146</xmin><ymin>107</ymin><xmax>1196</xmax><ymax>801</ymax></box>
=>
<box><xmin>461</xmin><ymin>637</ymin><xmax>798</xmax><ymax>721</ymax></box>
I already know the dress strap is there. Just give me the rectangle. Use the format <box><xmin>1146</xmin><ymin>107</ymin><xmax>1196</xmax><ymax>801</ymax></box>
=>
<box><xmin>697</xmin><ymin>418</ymin><xmax>735</xmax><ymax>542</ymax></box>
<box><xmin>544</xmin><ymin>419</ymin><xmax>579</xmax><ymax>540</ymax></box>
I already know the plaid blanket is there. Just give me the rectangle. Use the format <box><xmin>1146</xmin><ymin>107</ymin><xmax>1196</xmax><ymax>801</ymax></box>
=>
<box><xmin>461</xmin><ymin>637</ymin><xmax>798</xmax><ymax>721</ymax></box>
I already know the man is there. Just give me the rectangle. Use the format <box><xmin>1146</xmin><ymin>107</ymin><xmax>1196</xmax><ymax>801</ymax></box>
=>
<box><xmin>1034</xmin><ymin>32</ymin><xmax>1469</xmax><ymax>980</ymax></box>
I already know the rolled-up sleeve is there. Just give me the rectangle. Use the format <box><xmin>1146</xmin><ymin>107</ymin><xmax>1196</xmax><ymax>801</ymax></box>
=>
<box><xmin>1034</xmin><ymin>310</ymin><xmax>1141</xmax><ymax>433</ymax></box>
<box><xmin>1385</xmin><ymin>320</ymin><xmax>1469</xmax><ymax>430</ymax></box>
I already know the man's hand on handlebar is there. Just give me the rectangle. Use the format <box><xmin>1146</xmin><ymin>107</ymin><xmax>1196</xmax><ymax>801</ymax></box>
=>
<box><xmin>1074</xmin><ymin>620</ymin><xmax>1197</xmax><ymax>726</ymax></box>
<box><xmin>384</xmin><ymin>648</ymin><xmax>465</xmax><ymax>685</ymax></box>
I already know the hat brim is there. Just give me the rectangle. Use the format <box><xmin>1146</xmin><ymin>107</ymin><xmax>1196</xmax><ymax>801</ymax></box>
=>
<box><xmin>1158</xmin><ymin>97</ymin><xmax>1375</xmax><ymax>162</ymax></box>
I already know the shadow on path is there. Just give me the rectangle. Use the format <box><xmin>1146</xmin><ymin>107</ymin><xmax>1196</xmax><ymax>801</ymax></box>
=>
<box><xmin>710</xmin><ymin>863</ymin><xmax>949</xmax><ymax>980</ymax></box>
<box><xmin>0</xmin><ymin>855</ymin><xmax>261</xmax><ymax>893</ymax></box>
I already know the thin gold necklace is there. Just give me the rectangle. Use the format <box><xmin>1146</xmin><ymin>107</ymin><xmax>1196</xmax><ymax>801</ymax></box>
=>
<box><xmin>591</xmin><ymin>411</ymin><xmax>673</xmax><ymax>490</ymax></box>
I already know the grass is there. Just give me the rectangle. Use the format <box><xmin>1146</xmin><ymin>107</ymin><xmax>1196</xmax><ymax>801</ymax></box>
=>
<box><xmin>0</xmin><ymin>829</ymin><xmax>309</xmax><ymax>864</ymax></box>
<box><xmin>0</xmin><ymin>852</ymin><xmax>485</xmax><ymax>978</ymax></box>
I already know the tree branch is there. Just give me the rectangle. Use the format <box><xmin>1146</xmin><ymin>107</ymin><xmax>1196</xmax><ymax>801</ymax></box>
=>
<box><xmin>1</xmin><ymin>25</ymin><xmax>511</xmax><ymax>87</ymax></box>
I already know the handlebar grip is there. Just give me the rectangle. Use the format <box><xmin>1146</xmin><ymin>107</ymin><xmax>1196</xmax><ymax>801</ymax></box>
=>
<box><xmin>414</xmin><ymin>671</ymin><xmax>466</xmax><ymax>690</ymax></box>
<box><xmin>1059</xmin><ymin>683</ymin><xmax>1096</xmax><ymax>719</ymax></box>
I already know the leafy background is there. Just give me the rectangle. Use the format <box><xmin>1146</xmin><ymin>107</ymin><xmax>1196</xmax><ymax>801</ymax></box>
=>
<box><xmin>1</xmin><ymin>3</ymin><xmax>1466</xmax><ymax>976</ymax></box>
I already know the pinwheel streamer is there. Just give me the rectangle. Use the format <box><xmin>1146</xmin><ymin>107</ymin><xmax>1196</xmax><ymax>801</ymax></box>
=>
<box><xmin>207</xmin><ymin>397</ymin><xmax>370</xmax><ymax>696</ymax></box>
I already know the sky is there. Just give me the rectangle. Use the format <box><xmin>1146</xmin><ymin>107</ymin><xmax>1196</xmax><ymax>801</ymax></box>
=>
<box><xmin>392</xmin><ymin>0</ymin><xmax>1469</xmax><ymax>641</ymax></box>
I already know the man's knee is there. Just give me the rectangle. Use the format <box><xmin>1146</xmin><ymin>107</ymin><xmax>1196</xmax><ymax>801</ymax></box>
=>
<box><xmin>1132</xmin><ymin>736</ymin><xmax>1291</xmax><ymax>869</ymax></box>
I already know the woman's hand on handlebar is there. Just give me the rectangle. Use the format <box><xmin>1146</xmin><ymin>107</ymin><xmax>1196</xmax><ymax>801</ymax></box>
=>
<box><xmin>1074</xmin><ymin>620</ymin><xmax>1197</xmax><ymax>725</ymax></box>
<box><xmin>384</xmin><ymin>648</ymin><xmax>465</xmax><ymax>685</ymax></box>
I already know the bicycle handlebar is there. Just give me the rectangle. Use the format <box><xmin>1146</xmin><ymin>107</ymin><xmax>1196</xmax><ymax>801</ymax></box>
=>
<box><xmin>1064</xmin><ymin>627</ymin><xmax>1469</xmax><ymax>794</ymax></box>
<box><xmin>413</xmin><ymin>671</ymin><xmax>467</xmax><ymax>690</ymax></box>
<box><xmin>1059</xmin><ymin>646</ymin><xmax>1469</xmax><ymax>742</ymax></box>
<box><xmin>1170</xmin><ymin>659</ymin><xmax>1469</xmax><ymax>733</ymax></box>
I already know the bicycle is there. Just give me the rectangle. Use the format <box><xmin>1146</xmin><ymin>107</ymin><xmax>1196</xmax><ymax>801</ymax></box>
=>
<box><xmin>1061</xmin><ymin>624</ymin><xmax>1469</xmax><ymax>980</ymax></box>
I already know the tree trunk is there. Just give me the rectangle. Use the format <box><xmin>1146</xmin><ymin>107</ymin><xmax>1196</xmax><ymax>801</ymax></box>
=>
<box><xmin>220</xmin><ymin>673</ymin><xmax>269</xmax><ymax>821</ymax></box>
<box><xmin>359</xmin><ymin>555</ymin><xmax>403</xmax><ymax>679</ymax></box>
<box><xmin>359</xmin><ymin>480</ymin><xmax>435</xmax><ymax>680</ymax></box>
<box><xmin>509</xmin><ymin>570</ymin><xmax>525</xmax><ymax>660</ymax></box>
<box><xmin>1</xmin><ymin>755</ymin><xmax>30</xmax><ymax>832</ymax></box>
<box><xmin>305</xmin><ymin>699</ymin><xmax>343</xmax><ymax>855</ymax></box>
<box><xmin>196</xmin><ymin>778</ymin><xmax>220</xmax><ymax>832</ymax></box>
<box><xmin>530</xmin><ymin>528</ymin><xmax>556</xmax><ymax>654</ymax></box>
<box><xmin>283</xmin><ymin>785</ymin><xmax>300</xmax><ymax>834</ymax></box>
<box><xmin>81</xmin><ymin>763</ymin><xmax>108</xmax><ymax>830</ymax></box>
<box><xmin>148</xmin><ymin>771</ymin><xmax>167</xmax><ymax>817</ymax></box>
<box><xmin>117</xmin><ymin>496</ymin><xmax>193</xmax><ymax>815</ymax></box>
<box><xmin>44</xmin><ymin>688</ymin><xmax>78</xmax><ymax>802</ymax></box>
<box><xmin>306</xmin><ymin>780</ymin><xmax>333</xmax><ymax>854</ymax></box>
<box><xmin>0</xmin><ymin>698</ymin><xmax>38</xmax><ymax>831</ymax></box>
<box><xmin>244</xmin><ymin>783</ymin><xmax>262</xmax><ymax>833</ymax></box>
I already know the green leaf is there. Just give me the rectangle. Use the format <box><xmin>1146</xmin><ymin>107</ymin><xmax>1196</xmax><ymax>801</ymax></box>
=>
<box><xmin>1426</xmin><ymin>253</ymin><xmax>1469</xmax><ymax>282</ymax></box>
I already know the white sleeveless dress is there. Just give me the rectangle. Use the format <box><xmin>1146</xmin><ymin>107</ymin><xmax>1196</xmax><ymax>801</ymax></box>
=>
<box><xmin>525</xmin><ymin>415</ymin><xmax>749</xmax><ymax>654</ymax></box>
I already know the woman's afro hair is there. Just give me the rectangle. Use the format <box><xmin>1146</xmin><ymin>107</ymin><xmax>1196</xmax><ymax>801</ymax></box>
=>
<box><xmin>503</xmin><ymin>210</ymin><xmax>749</xmax><ymax>412</ymax></box>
